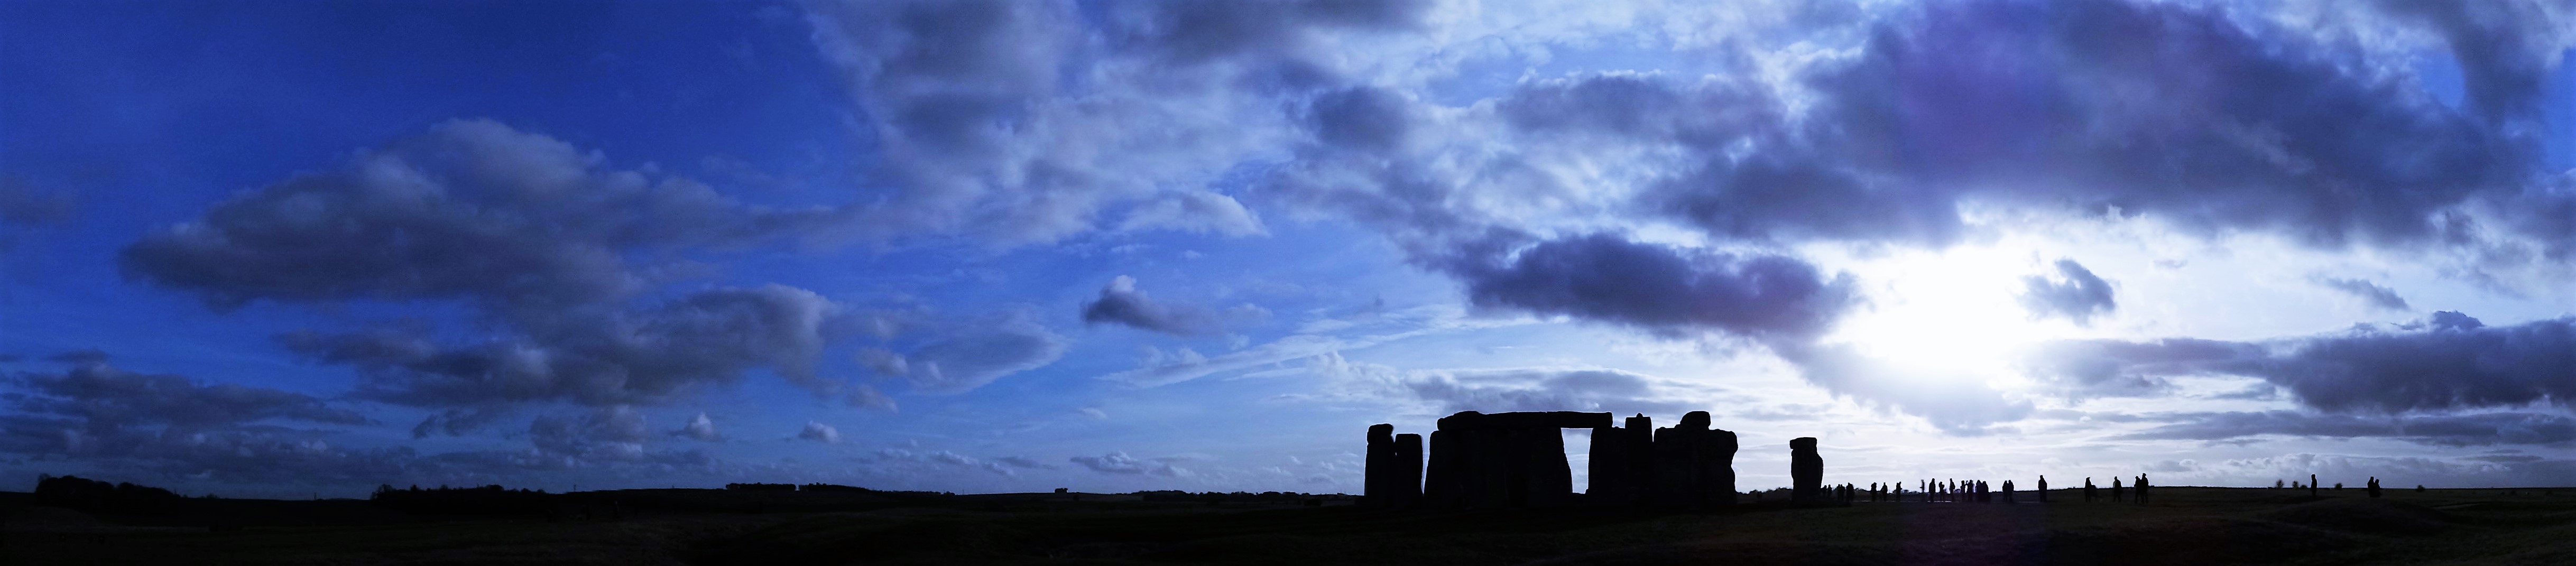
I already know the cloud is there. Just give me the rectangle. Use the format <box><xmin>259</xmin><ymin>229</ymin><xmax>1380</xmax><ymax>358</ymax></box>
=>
<box><xmin>528</xmin><ymin>405</ymin><xmax>651</xmax><ymax>463</ymax></box>
<box><xmin>2030</xmin><ymin>312</ymin><xmax>2576</xmax><ymax>414</ymax></box>
<box><xmin>125</xmin><ymin>119</ymin><xmax>870</xmax><ymax>415</ymax></box>
<box><xmin>1431</xmin><ymin>233</ymin><xmax>1858</xmax><ymax>341</ymax></box>
<box><xmin>994</xmin><ymin>456</ymin><xmax>1054</xmax><ymax>469</ymax></box>
<box><xmin>2112</xmin><ymin>411</ymin><xmax>2576</xmax><ymax>447</ymax></box>
<box><xmin>0</xmin><ymin>359</ymin><xmax>436</xmax><ymax>485</ymax></box>
<box><xmin>672</xmin><ymin>412</ymin><xmax>721</xmax><ymax>441</ymax></box>
<box><xmin>1081</xmin><ymin>275</ymin><xmax>1223</xmax><ymax>336</ymax></box>
<box><xmin>2312</xmin><ymin>277</ymin><xmax>2412</xmax><ymax>311</ymax></box>
<box><xmin>8</xmin><ymin>360</ymin><xmax>366</xmax><ymax>431</ymax></box>
<box><xmin>1773</xmin><ymin>342</ymin><xmax>2035</xmax><ymax>434</ymax></box>
<box><xmin>122</xmin><ymin>118</ymin><xmax>817</xmax><ymax>313</ymax></box>
<box><xmin>796</xmin><ymin>0</ymin><xmax>1416</xmax><ymax>244</ymax></box>
<box><xmin>1068</xmin><ymin>451</ymin><xmax>1185</xmax><ymax>476</ymax></box>
<box><xmin>797</xmin><ymin>421</ymin><xmax>841</xmax><ymax>443</ymax></box>
<box><xmin>868</xmin><ymin>315</ymin><xmax>1069</xmax><ymax>394</ymax></box>
<box><xmin>1309</xmin><ymin>353</ymin><xmax>1700</xmax><ymax>416</ymax></box>
<box><xmin>2018</xmin><ymin>259</ymin><xmax>2116</xmax><ymax>324</ymax></box>
<box><xmin>1100</xmin><ymin>334</ymin><xmax>1353</xmax><ymax>387</ymax></box>
<box><xmin>0</xmin><ymin>175</ymin><xmax>74</xmax><ymax>249</ymax></box>
<box><xmin>280</xmin><ymin>284</ymin><xmax>849</xmax><ymax>407</ymax></box>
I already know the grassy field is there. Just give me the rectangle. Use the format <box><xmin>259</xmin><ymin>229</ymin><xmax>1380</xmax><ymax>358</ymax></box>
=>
<box><xmin>10</xmin><ymin>487</ymin><xmax>2576</xmax><ymax>565</ymax></box>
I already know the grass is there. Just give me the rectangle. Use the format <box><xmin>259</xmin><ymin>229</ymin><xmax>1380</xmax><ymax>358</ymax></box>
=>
<box><xmin>11</xmin><ymin>487</ymin><xmax>2576</xmax><ymax>565</ymax></box>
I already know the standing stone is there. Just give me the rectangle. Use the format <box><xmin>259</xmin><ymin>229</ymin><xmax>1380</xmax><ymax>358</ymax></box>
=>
<box><xmin>1587</xmin><ymin>424</ymin><xmax>1629</xmax><ymax>506</ymax></box>
<box><xmin>1701</xmin><ymin>426</ymin><xmax>1739</xmax><ymax>507</ymax></box>
<box><xmin>1426</xmin><ymin>430</ymin><xmax>1463</xmax><ymax>508</ymax></box>
<box><xmin>1790</xmin><ymin>437</ymin><xmax>1823</xmax><ymax>503</ymax></box>
<box><xmin>1623</xmin><ymin>413</ymin><xmax>1656</xmax><ymax>502</ymax></box>
<box><xmin>1395</xmin><ymin>433</ymin><xmax>1424</xmax><ymax>506</ymax></box>
<box><xmin>1365</xmin><ymin>424</ymin><xmax>1395</xmax><ymax>507</ymax></box>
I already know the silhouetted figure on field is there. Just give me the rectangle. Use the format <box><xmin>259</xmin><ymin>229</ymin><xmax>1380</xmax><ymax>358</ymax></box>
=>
<box><xmin>1790</xmin><ymin>437</ymin><xmax>1824</xmax><ymax>503</ymax></box>
<box><xmin>1979</xmin><ymin>480</ymin><xmax>1991</xmax><ymax>503</ymax></box>
<box><xmin>2275</xmin><ymin>479</ymin><xmax>2285</xmax><ymax>489</ymax></box>
<box><xmin>2310</xmin><ymin>474</ymin><xmax>2319</xmax><ymax>497</ymax></box>
<box><xmin>2003</xmin><ymin>480</ymin><xmax>2016</xmax><ymax>504</ymax></box>
<box><xmin>2084</xmin><ymin>477</ymin><xmax>2097</xmax><ymax>502</ymax></box>
<box><xmin>2367</xmin><ymin>477</ymin><xmax>2382</xmax><ymax>498</ymax></box>
<box><xmin>2135</xmin><ymin>474</ymin><xmax>2149</xmax><ymax>505</ymax></box>
<box><xmin>2416</xmin><ymin>485</ymin><xmax>2426</xmax><ymax>493</ymax></box>
<box><xmin>2112</xmin><ymin>477</ymin><xmax>2123</xmax><ymax>502</ymax></box>
<box><xmin>2037</xmin><ymin>476</ymin><xmax>2047</xmax><ymax>502</ymax></box>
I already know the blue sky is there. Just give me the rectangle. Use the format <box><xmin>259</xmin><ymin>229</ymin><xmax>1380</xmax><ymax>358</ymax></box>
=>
<box><xmin>4</xmin><ymin>0</ymin><xmax>2576</xmax><ymax>498</ymax></box>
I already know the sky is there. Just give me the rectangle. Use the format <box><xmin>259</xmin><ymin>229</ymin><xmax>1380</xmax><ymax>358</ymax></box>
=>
<box><xmin>3</xmin><ymin>0</ymin><xmax>2576</xmax><ymax>498</ymax></box>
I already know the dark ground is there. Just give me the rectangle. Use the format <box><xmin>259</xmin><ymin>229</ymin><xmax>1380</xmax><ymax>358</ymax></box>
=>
<box><xmin>8</xmin><ymin>487</ymin><xmax>2576</xmax><ymax>565</ymax></box>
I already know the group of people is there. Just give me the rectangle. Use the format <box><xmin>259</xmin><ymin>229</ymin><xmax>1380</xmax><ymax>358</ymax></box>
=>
<box><xmin>1842</xmin><ymin>475</ymin><xmax>2154</xmax><ymax>504</ymax></box>
<box><xmin>2080</xmin><ymin>475</ymin><xmax>2151</xmax><ymax>504</ymax></box>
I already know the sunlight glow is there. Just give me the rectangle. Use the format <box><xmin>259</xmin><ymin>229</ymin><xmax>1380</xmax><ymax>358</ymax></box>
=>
<box><xmin>1822</xmin><ymin>243</ymin><xmax>2076</xmax><ymax>379</ymax></box>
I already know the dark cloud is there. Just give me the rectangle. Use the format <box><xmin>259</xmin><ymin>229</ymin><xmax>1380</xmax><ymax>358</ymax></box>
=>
<box><xmin>2313</xmin><ymin>277</ymin><xmax>2412</xmax><ymax>311</ymax></box>
<box><xmin>1305</xmin><ymin>86</ymin><xmax>1415</xmax><ymax>152</ymax></box>
<box><xmin>279</xmin><ymin>284</ymin><xmax>847</xmax><ymax>407</ymax></box>
<box><xmin>122</xmin><ymin>119</ymin><xmax>817</xmax><ymax>314</ymax></box>
<box><xmin>2032</xmin><ymin>312</ymin><xmax>2576</xmax><ymax>414</ymax></box>
<box><xmin>1103</xmin><ymin>0</ymin><xmax>1427</xmax><ymax>64</ymax></box>
<box><xmin>0</xmin><ymin>177</ymin><xmax>75</xmax><ymax>227</ymax></box>
<box><xmin>2113</xmin><ymin>410</ymin><xmax>2576</xmax><ymax>447</ymax></box>
<box><xmin>993</xmin><ymin>456</ymin><xmax>1054</xmax><ymax>469</ymax></box>
<box><xmin>1433</xmin><ymin>233</ymin><xmax>1858</xmax><ymax>341</ymax></box>
<box><xmin>2018</xmin><ymin>259</ymin><xmax>2116</xmax><ymax>324</ymax></box>
<box><xmin>2368</xmin><ymin>0</ymin><xmax>2575</xmax><ymax>124</ymax></box>
<box><xmin>10</xmin><ymin>361</ymin><xmax>366</xmax><ymax>431</ymax></box>
<box><xmin>1806</xmin><ymin>0</ymin><xmax>2532</xmax><ymax>250</ymax></box>
<box><xmin>0</xmin><ymin>176</ymin><xmax>75</xmax><ymax>249</ymax></box>
<box><xmin>527</xmin><ymin>406</ymin><xmax>651</xmax><ymax>464</ymax></box>
<box><xmin>0</xmin><ymin>360</ymin><xmax>428</xmax><ymax>485</ymax></box>
<box><xmin>2022</xmin><ymin>338</ymin><xmax>2257</xmax><ymax>398</ymax></box>
<box><xmin>1081</xmin><ymin>275</ymin><xmax>1222</xmax><ymax>337</ymax></box>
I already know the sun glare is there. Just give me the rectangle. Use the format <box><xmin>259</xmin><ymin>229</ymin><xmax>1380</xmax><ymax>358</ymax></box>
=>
<box><xmin>1823</xmin><ymin>244</ymin><xmax>2072</xmax><ymax>379</ymax></box>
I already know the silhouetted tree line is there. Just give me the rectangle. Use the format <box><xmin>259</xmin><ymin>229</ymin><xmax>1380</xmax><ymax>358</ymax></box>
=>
<box><xmin>34</xmin><ymin>474</ymin><xmax>186</xmax><ymax>515</ymax></box>
<box><xmin>370</xmin><ymin>484</ymin><xmax>556</xmax><ymax>516</ymax></box>
<box><xmin>725</xmin><ymin>483</ymin><xmax>798</xmax><ymax>491</ymax></box>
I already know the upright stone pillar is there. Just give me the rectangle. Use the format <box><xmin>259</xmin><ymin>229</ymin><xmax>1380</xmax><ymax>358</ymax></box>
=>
<box><xmin>1790</xmin><ymin>437</ymin><xmax>1823</xmax><ymax>503</ymax></box>
<box><xmin>1622</xmin><ymin>414</ymin><xmax>1656</xmax><ymax>508</ymax></box>
<box><xmin>1587</xmin><ymin>423</ymin><xmax>1629</xmax><ymax>506</ymax></box>
<box><xmin>1365</xmin><ymin>423</ymin><xmax>1395</xmax><ymax>506</ymax></box>
<box><xmin>1702</xmin><ymin>427</ymin><xmax>1739</xmax><ymax>507</ymax></box>
<box><xmin>1395</xmin><ymin>433</ymin><xmax>1424</xmax><ymax>507</ymax></box>
<box><xmin>1425</xmin><ymin>430</ymin><xmax>1462</xmax><ymax>508</ymax></box>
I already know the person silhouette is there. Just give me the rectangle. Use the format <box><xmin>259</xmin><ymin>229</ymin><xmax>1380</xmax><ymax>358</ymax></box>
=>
<box><xmin>2037</xmin><ymin>476</ymin><xmax>2048</xmax><ymax>503</ymax></box>
<box><xmin>2002</xmin><ymin>479</ymin><xmax>2016</xmax><ymax>504</ymax></box>
<box><xmin>2136</xmin><ymin>474</ymin><xmax>2150</xmax><ymax>505</ymax></box>
<box><xmin>2083</xmin><ymin>477</ymin><xmax>2096</xmax><ymax>503</ymax></box>
<box><xmin>2111</xmin><ymin>477</ymin><xmax>2123</xmax><ymax>503</ymax></box>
